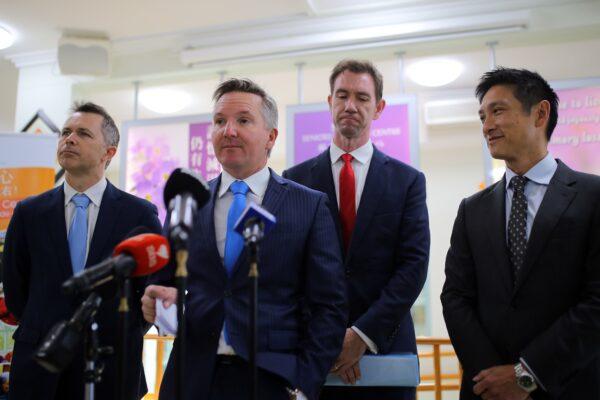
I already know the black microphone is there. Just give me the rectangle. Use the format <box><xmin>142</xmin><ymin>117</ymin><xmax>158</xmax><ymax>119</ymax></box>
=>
<box><xmin>234</xmin><ymin>203</ymin><xmax>277</xmax><ymax>243</ymax></box>
<box><xmin>35</xmin><ymin>292</ymin><xmax>103</xmax><ymax>373</ymax></box>
<box><xmin>163</xmin><ymin>168</ymin><xmax>210</xmax><ymax>247</ymax></box>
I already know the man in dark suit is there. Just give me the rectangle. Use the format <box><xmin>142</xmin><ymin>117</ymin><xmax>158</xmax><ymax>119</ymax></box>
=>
<box><xmin>283</xmin><ymin>59</ymin><xmax>430</xmax><ymax>400</ymax></box>
<box><xmin>141</xmin><ymin>79</ymin><xmax>347</xmax><ymax>400</ymax></box>
<box><xmin>441</xmin><ymin>68</ymin><xmax>600</xmax><ymax>399</ymax></box>
<box><xmin>2</xmin><ymin>102</ymin><xmax>162</xmax><ymax>399</ymax></box>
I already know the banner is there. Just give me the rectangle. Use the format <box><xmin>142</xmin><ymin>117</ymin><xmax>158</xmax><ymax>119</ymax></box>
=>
<box><xmin>0</xmin><ymin>133</ymin><xmax>56</xmax><ymax>397</ymax></box>
<box><xmin>286</xmin><ymin>97</ymin><xmax>418</xmax><ymax>167</ymax></box>
<box><xmin>121</xmin><ymin>115</ymin><xmax>220</xmax><ymax>222</ymax></box>
<box><xmin>549</xmin><ymin>85</ymin><xmax>600</xmax><ymax>175</ymax></box>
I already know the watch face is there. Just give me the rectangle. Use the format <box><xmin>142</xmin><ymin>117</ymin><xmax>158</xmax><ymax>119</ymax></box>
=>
<box><xmin>518</xmin><ymin>375</ymin><xmax>534</xmax><ymax>388</ymax></box>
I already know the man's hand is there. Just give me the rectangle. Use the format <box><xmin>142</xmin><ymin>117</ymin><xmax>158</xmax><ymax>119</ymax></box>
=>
<box><xmin>473</xmin><ymin>365</ymin><xmax>529</xmax><ymax>400</ymax></box>
<box><xmin>330</xmin><ymin>328</ymin><xmax>367</xmax><ymax>384</ymax></box>
<box><xmin>141</xmin><ymin>285</ymin><xmax>177</xmax><ymax>324</ymax></box>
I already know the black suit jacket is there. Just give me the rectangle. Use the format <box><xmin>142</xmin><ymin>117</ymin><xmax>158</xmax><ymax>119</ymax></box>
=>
<box><xmin>2</xmin><ymin>181</ymin><xmax>162</xmax><ymax>400</ymax></box>
<box><xmin>441</xmin><ymin>161</ymin><xmax>600</xmax><ymax>399</ymax></box>
<box><xmin>284</xmin><ymin>147</ymin><xmax>430</xmax><ymax>355</ymax></box>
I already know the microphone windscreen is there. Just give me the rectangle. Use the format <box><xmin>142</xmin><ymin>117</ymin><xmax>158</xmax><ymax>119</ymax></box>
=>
<box><xmin>163</xmin><ymin>168</ymin><xmax>210</xmax><ymax>209</ymax></box>
<box><xmin>234</xmin><ymin>203</ymin><xmax>276</xmax><ymax>236</ymax></box>
<box><xmin>113</xmin><ymin>234</ymin><xmax>170</xmax><ymax>277</ymax></box>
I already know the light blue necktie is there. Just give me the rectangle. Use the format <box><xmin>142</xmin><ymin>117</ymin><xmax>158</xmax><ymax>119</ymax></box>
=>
<box><xmin>223</xmin><ymin>180</ymin><xmax>249</xmax><ymax>276</ymax></box>
<box><xmin>68</xmin><ymin>193</ymin><xmax>91</xmax><ymax>275</ymax></box>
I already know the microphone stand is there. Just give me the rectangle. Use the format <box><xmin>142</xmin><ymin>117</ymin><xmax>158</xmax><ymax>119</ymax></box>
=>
<box><xmin>243</xmin><ymin>221</ymin><xmax>265</xmax><ymax>400</ymax></box>
<box><xmin>82</xmin><ymin>293</ymin><xmax>112</xmax><ymax>400</ymax></box>
<box><xmin>115</xmin><ymin>276</ymin><xmax>131</xmax><ymax>400</ymax></box>
<box><xmin>174</xmin><ymin>247</ymin><xmax>188</xmax><ymax>400</ymax></box>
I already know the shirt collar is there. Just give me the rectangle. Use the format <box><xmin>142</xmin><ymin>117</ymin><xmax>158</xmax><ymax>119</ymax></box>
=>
<box><xmin>218</xmin><ymin>166</ymin><xmax>271</xmax><ymax>198</ymax></box>
<box><xmin>505</xmin><ymin>152</ymin><xmax>557</xmax><ymax>189</ymax></box>
<box><xmin>64</xmin><ymin>177</ymin><xmax>107</xmax><ymax>207</ymax></box>
<box><xmin>329</xmin><ymin>139</ymin><xmax>373</xmax><ymax>165</ymax></box>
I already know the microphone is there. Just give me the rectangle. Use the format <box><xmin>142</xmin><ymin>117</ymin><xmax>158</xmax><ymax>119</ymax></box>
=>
<box><xmin>234</xmin><ymin>203</ymin><xmax>276</xmax><ymax>243</ymax></box>
<box><xmin>62</xmin><ymin>233</ymin><xmax>170</xmax><ymax>295</ymax></box>
<box><xmin>163</xmin><ymin>168</ymin><xmax>210</xmax><ymax>247</ymax></box>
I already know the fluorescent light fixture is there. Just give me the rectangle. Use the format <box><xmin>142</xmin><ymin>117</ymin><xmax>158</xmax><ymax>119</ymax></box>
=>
<box><xmin>407</xmin><ymin>58</ymin><xmax>463</xmax><ymax>87</ymax></box>
<box><xmin>139</xmin><ymin>88</ymin><xmax>192</xmax><ymax>114</ymax></box>
<box><xmin>0</xmin><ymin>25</ymin><xmax>15</xmax><ymax>50</ymax></box>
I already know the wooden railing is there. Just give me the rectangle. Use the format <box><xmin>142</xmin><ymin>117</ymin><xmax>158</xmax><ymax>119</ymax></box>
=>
<box><xmin>142</xmin><ymin>335</ymin><xmax>461</xmax><ymax>399</ymax></box>
<box><xmin>416</xmin><ymin>336</ymin><xmax>461</xmax><ymax>400</ymax></box>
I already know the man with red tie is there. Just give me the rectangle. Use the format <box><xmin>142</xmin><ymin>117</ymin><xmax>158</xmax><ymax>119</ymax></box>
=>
<box><xmin>284</xmin><ymin>59</ymin><xmax>430</xmax><ymax>400</ymax></box>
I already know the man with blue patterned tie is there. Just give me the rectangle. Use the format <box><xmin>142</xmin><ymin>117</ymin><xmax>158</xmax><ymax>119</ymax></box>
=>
<box><xmin>142</xmin><ymin>78</ymin><xmax>347</xmax><ymax>400</ymax></box>
<box><xmin>442</xmin><ymin>68</ymin><xmax>600</xmax><ymax>399</ymax></box>
<box><xmin>2</xmin><ymin>102</ymin><xmax>161</xmax><ymax>400</ymax></box>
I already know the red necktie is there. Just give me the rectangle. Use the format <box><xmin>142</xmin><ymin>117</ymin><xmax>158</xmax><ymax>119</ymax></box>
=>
<box><xmin>339</xmin><ymin>153</ymin><xmax>356</xmax><ymax>250</ymax></box>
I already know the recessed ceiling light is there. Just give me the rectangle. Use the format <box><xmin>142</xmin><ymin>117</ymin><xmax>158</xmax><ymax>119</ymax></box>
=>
<box><xmin>407</xmin><ymin>58</ymin><xmax>463</xmax><ymax>87</ymax></box>
<box><xmin>140</xmin><ymin>88</ymin><xmax>192</xmax><ymax>114</ymax></box>
<box><xmin>0</xmin><ymin>25</ymin><xmax>15</xmax><ymax>50</ymax></box>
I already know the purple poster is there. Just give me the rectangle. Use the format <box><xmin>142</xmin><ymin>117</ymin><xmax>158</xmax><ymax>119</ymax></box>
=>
<box><xmin>549</xmin><ymin>86</ymin><xmax>600</xmax><ymax>175</ymax></box>
<box><xmin>292</xmin><ymin>103</ymin><xmax>412</xmax><ymax>165</ymax></box>
<box><xmin>189</xmin><ymin>122</ymin><xmax>221</xmax><ymax>181</ymax></box>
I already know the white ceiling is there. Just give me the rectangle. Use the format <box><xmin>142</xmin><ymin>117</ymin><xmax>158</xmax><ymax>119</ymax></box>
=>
<box><xmin>1</xmin><ymin>0</ymin><xmax>600</xmax><ymax>80</ymax></box>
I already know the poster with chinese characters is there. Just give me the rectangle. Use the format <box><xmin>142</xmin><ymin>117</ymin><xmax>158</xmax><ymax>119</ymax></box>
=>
<box><xmin>121</xmin><ymin>115</ymin><xmax>220</xmax><ymax>223</ymax></box>
<box><xmin>0</xmin><ymin>133</ymin><xmax>56</xmax><ymax>395</ymax></box>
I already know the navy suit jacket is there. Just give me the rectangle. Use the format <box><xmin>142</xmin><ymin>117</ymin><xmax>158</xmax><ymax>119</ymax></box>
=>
<box><xmin>283</xmin><ymin>147</ymin><xmax>430</xmax><ymax>355</ymax></box>
<box><xmin>155</xmin><ymin>170</ymin><xmax>347</xmax><ymax>400</ymax></box>
<box><xmin>2</xmin><ymin>181</ymin><xmax>161</xmax><ymax>400</ymax></box>
<box><xmin>442</xmin><ymin>161</ymin><xmax>600</xmax><ymax>399</ymax></box>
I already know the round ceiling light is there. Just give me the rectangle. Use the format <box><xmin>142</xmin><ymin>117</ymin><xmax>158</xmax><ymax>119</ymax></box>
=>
<box><xmin>407</xmin><ymin>58</ymin><xmax>464</xmax><ymax>87</ymax></box>
<box><xmin>0</xmin><ymin>25</ymin><xmax>15</xmax><ymax>50</ymax></box>
<box><xmin>140</xmin><ymin>88</ymin><xmax>192</xmax><ymax>114</ymax></box>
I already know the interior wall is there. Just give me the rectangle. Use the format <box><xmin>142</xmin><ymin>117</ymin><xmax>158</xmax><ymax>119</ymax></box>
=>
<box><xmin>0</xmin><ymin>59</ymin><xmax>18</xmax><ymax>132</ymax></box>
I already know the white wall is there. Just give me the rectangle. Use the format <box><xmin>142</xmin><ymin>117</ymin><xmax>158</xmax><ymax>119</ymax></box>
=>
<box><xmin>0</xmin><ymin>60</ymin><xmax>18</xmax><ymax>132</ymax></box>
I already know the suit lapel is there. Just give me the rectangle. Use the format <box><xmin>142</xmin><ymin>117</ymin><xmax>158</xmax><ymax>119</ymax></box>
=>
<box><xmin>87</xmin><ymin>181</ymin><xmax>121</xmax><ymax>267</ymax></box>
<box><xmin>203</xmin><ymin>176</ymin><xmax>227</xmax><ymax>278</ymax></box>
<box><xmin>484</xmin><ymin>178</ymin><xmax>513</xmax><ymax>294</ymax></box>
<box><xmin>515</xmin><ymin>162</ymin><xmax>576</xmax><ymax>292</ymax></box>
<box><xmin>311</xmin><ymin>149</ymin><xmax>343</xmax><ymax>253</ymax></box>
<box><xmin>44</xmin><ymin>185</ymin><xmax>73</xmax><ymax>280</ymax></box>
<box><xmin>231</xmin><ymin>170</ymin><xmax>288</xmax><ymax>278</ymax></box>
<box><xmin>346</xmin><ymin>148</ymin><xmax>386</xmax><ymax>265</ymax></box>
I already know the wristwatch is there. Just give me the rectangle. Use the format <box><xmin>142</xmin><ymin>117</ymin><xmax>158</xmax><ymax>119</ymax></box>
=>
<box><xmin>514</xmin><ymin>363</ymin><xmax>538</xmax><ymax>393</ymax></box>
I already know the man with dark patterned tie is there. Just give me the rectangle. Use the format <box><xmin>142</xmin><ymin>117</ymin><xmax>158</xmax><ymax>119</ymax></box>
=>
<box><xmin>142</xmin><ymin>78</ymin><xmax>347</xmax><ymax>400</ymax></box>
<box><xmin>284</xmin><ymin>59</ymin><xmax>430</xmax><ymax>400</ymax></box>
<box><xmin>442</xmin><ymin>68</ymin><xmax>600</xmax><ymax>399</ymax></box>
<box><xmin>2</xmin><ymin>102</ymin><xmax>161</xmax><ymax>399</ymax></box>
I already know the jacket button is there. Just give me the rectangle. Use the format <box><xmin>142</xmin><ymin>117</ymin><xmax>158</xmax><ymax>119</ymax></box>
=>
<box><xmin>224</xmin><ymin>290</ymin><xmax>232</xmax><ymax>297</ymax></box>
<box><xmin>345</xmin><ymin>269</ymin><xmax>351</xmax><ymax>277</ymax></box>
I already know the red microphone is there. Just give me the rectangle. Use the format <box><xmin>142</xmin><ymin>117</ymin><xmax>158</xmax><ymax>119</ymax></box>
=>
<box><xmin>62</xmin><ymin>233</ymin><xmax>170</xmax><ymax>294</ymax></box>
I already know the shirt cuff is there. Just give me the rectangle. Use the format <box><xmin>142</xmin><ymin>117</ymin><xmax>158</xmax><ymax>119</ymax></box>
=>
<box><xmin>351</xmin><ymin>326</ymin><xmax>378</xmax><ymax>354</ymax></box>
<box><xmin>296</xmin><ymin>390</ymin><xmax>307</xmax><ymax>400</ymax></box>
<box><xmin>519</xmin><ymin>357</ymin><xmax>546</xmax><ymax>392</ymax></box>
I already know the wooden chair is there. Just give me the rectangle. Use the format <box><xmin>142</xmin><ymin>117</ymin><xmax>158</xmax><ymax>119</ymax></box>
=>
<box><xmin>416</xmin><ymin>337</ymin><xmax>461</xmax><ymax>400</ymax></box>
<box><xmin>142</xmin><ymin>334</ymin><xmax>174</xmax><ymax>400</ymax></box>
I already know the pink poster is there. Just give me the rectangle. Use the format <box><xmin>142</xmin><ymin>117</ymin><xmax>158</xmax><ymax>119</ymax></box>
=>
<box><xmin>550</xmin><ymin>86</ymin><xmax>600</xmax><ymax>175</ymax></box>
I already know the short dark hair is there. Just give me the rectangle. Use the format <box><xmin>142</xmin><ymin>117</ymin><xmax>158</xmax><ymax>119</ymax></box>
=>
<box><xmin>475</xmin><ymin>67</ymin><xmax>559</xmax><ymax>140</ymax></box>
<box><xmin>71</xmin><ymin>102</ymin><xmax>119</xmax><ymax>147</ymax></box>
<box><xmin>329</xmin><ymin>59</ymin><xmax>384</xmax><ymax>102</ymax></box>
<box><xmin>212</xmin><ymin>78</ymin><xmax>278</xmax><ymax>130</ymax></box>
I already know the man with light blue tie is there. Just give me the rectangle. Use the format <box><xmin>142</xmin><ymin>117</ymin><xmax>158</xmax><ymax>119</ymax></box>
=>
<box><xmin>142</xmin><ymin>78</ymin><xmax>347</xmax><ymax>400</ymax></box>
<box><xmin>2</xmin><ymin>102</ymin><xmax>161</xmax><ymax>400</ymax></box>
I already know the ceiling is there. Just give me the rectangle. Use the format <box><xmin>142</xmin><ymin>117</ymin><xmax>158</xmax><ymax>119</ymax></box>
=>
<box><xmin>1</xmin><ymin>0</ymin><xmax>600</xmax><ymax>81</ymax></box>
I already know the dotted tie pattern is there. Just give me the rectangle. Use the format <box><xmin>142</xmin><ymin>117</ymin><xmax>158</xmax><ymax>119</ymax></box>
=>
<box><xmin>508</xmin><ymin>175</ymin><xmax>528</xmax><ymax>281</ymax></box>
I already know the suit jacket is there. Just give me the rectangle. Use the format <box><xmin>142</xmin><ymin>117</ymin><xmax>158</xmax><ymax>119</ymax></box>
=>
<box><xmin>283</xmin><ymin>147</ymin><xmax>430</xmax><ymax>356</ymax></box>
<box><xmin>155</xmin><ymin>170</ymin><xmax>347</xmax><ymax>400</ymax></box>
<box><xmin>2</xmin><ymin>181</ymin><xmax>162</xmax><ymax>400</ymax></box>
<box><xmin>441</xmin><ymin>161</ymin><xmax>600</xmax><ymax>399</ymax></box>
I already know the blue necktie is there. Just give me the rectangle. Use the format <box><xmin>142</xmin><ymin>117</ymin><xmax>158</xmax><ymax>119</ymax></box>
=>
<box><xmin>68</xmin><ymin>193</ymin><xmax>91</xmax><ymax>275</ymax></box>
<box><xmin>223</xmin><ymin>180</ymin><xmax>249</xmax><ymax>276</ymax></box>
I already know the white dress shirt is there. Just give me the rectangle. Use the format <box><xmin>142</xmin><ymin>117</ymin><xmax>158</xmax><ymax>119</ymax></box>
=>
<box><xmin>214</xmin><ymin>166</ymin><xmax>271</xmax><ymax>355</ymax></box>
<box><xmin>64</xmin><ymin>177</ymin><xmax>107</xmax><ymax>266</ymax></box>
<box><xmin>329</xmin><ymin>140</ymin><xmax>379</xmax><ymax>354</ymax></box>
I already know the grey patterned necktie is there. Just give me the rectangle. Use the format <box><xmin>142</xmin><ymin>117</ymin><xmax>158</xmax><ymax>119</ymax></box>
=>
<box><xmin>508</xmin><ymin>175</ymin><xmax>528</xmax><ymax>280</ymax></box>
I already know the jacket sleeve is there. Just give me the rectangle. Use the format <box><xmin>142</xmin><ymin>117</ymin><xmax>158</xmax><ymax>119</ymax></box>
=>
<box><xmin>441</xmin><ymin>199</ymin><xmax>504</xmax><ymax>380</ymax></box>
<box><xmin>296</xmin><ymin>193</ymin><xmax>347</xmax><ymax>400</ymax></box>
<box><xmin>2</xmin><ymin>202</ymin><xmax>31</xmax><ymax>320</ymax></box>
<box><xmin>353</xmin><ymin>172</ymin><xmax>429</xmax><ymax>352</ymax></box>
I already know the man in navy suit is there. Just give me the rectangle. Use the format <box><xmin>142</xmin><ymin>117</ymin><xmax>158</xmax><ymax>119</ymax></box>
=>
<box><xmin>283</xmin><ymin>60</ymin><xmax>430</xmax><ymax>400</ymax></box>
<box><xmin>442</xmin><ymin>68</ymin><xmax>600</xmax><ymax>399</ymax></box>
<box><xmin>2</xmin><ymin>102</ymin><xmax>161</xmax><ymax>400</ymax></box>
<box><xmin>142</xmin><ymin>79</ymin><xmax>347</xmax><ymax>400</ymax></box>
